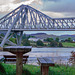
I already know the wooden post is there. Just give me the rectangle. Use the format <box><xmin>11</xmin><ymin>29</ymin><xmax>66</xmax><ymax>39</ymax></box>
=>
<box><xmin>41</xmin><ymin>65</ymin><xmax>49</xmax><ymax>75</ymax></box>
<box><xmin>16</xmin><ymin>52</ymin><xmax>23</xmax><ymax>75</ymax></box>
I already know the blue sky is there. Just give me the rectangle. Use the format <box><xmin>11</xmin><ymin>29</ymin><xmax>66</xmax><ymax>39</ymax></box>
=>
<box><xmin>0</xmin><ymin>0</ymin><xmax>75</xmax><ymax>35</ymax></box>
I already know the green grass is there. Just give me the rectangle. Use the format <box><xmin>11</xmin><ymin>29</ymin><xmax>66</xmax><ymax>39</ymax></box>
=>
<box><xmin>0</xmin><ymin>63</ymin><xmax>75</xmax><ymax>75</ymax></box>
<box><xmin>62</xmin><ymin>42</ymin><xmax>75</xmax><ymax>47</ymax></box>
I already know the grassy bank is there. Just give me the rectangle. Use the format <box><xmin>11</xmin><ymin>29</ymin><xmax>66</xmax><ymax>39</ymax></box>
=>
<box><xmin>62</xmin><ymin>42</ymin><xmax>75</xmax><ymax>47</ymax></box>
<box><xmin>0</xmin><ymin>63</ymin><xmax>75</xmax><ymax>75</ymax></box>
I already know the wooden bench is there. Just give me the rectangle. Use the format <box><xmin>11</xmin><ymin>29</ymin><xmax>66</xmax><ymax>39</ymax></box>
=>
<box><xmin>37</xmin><ymin>57</ymin><xmax>55</xmax><ymax>75</ymax></box>
<box><xmin>4</xmin><ymin>55</ymin><xmax>29</xmax><ymax>64</ymax></box>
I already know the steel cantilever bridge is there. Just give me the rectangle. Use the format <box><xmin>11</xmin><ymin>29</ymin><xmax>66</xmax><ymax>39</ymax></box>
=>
<box><xmin>0</xmin><ymin>4</ymin><xmax>75</xmax><ymax>47</ymax></box>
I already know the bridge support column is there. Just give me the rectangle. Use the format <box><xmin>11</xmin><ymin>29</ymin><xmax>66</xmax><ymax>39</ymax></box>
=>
<box><xmin>15</xmin><ymin>31</ymin><xmax>23</xmax><ymax>46</ymax></box>
<box><xmin>0</xmin><ymin>8</ymin><xmax>22</xmax><ymax>48</ymax></box>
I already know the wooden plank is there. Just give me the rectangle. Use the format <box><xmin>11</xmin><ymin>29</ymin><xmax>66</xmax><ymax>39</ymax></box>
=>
<box><xmin>38</xmin><ymin>58</ymin><xmax>47</xmax><ymax>63</ymax></box>
<box><xmin>4</xmin><ymin>55</ymin><xmax>29</xmax><ymax>64</ymax></box>
<box><xmin>4</xmin><ymin>55</ymin><xmax>29</xmax><ymax>58</ymax></box>
<box><xmin>37</xmin><ymin>57</ymin><xmax>55</xmax><ymax>66</ymax></box>
<box><xmin>5</xmin><ymin>59</ymin><xmax>27</xmax><ymax>61</ymax></box>
<box><xmin>37</xmin><ymin>58</ymin><xmax>47</xmax><ymax>65</ymax></box>
<box><xmin>4</xmin><ymin>46</ymin><xmax>32</xmax><ymax>50</ymax></box>
<box><xmin>3</xmin><ymin>46</ymin><xmax>32</xmax><ymax>54</ymax></box>
<box><xmin>43</xmin><ymin>57</ymin><xmax>55</xmax><ymax>66</ymax></box>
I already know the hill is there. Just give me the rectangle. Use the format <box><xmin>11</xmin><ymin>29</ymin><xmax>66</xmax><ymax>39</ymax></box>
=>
<box><xmin>29</xmin><ymin>33</ymin><xmax>57</xmax><ymax>39</ymax></box>
<box><xmin>27</xmin><ymin>33</ymin><xmax>75</xmax><ymax>40</ymax></box>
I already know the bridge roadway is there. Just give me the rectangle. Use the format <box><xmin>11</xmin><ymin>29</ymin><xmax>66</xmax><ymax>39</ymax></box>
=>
<box><xmin>1</xmin><ymin>29</ymin><xmax>75</xmax><ymax>31</ymax></box>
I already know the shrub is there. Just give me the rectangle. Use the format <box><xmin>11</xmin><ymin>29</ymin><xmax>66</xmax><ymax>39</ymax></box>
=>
<box><xmin>0</xmin><ymin>63</ymin><xmax>6</xmax><ymax>73</ymax></box>
<box><xmin>59</xmin><ymin>42</ymin><xmax>63</xmax><ymax>47</ymax></box>
<box><xmin>69</xmin><ymin>51</ymin><xmax>75</xmax><ymax>64</ymax></box>
<box><xmin>36</xmin><ymin>40</ymin><xmax>44</xmax><ymax>46</ymax></box>
<box><xmin>50</xmin><ymin>41</ymin><xmax>58</xmax><ymax>47</ymax></box>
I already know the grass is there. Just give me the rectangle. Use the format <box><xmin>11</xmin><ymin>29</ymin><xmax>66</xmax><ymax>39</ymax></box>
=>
<box><xmin>0</xmin><ymin>63</ymin><xmax>75</xmax><ymax>75</ymax></box>
<box><xmin>62</xmin><ymin>42</ymin><xmax>75</xmax><ymax>47</ymax></box>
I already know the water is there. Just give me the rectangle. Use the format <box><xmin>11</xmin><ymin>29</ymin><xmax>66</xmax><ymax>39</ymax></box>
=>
<box><xmin>26</xmin><ymin>48</ymin><xmax>75</xmax><ymax>65</ymax></box>
<box><xmin>0</xmin><ymin>47</ymin><xmax>75</xmax><ymax>65</ymax></box>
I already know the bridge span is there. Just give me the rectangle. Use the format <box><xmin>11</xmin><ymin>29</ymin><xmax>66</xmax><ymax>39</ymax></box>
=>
<box><xmin>0</xmin><ymin>4</ymin><xmax>75</xmax><ymax>48</ymax></box>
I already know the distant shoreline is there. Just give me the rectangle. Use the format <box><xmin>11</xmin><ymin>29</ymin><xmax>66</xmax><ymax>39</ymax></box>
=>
<box><xmin>32</xmin><ymin>47</ymin><xmax>75</xmax><ymax>48</ymax></box>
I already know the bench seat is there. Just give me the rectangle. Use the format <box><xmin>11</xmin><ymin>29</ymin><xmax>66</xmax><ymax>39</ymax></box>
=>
<box><xmin>37</xmin><ymin>57</ymin><xmax>55</xmax><ymax>75</ymax></box>
<box><xmin>4</xmin><ymin>55</ymin><xmax>29</xmax><ymax>64</ymax></box>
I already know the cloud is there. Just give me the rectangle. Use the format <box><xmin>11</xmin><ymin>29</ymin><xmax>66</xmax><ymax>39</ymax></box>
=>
<box><xmin>42</xmin><ymin>11</ymin><xmax>65</xmax><ymax>18</ymax></box>
<box><xmin>42</xmin><ymin>0</ymin><xmax>60</xmax><ymax>2</ymax></box>
<box><xmin>0</xmin><ymin>0</ymin><xmax>15</xmax><ymax>5</ymax></box>
<box><xmin>0</xmin><ymin>0</ymin><xmax>42</xmax><ymax>12</ymax></box>
<box><xmin>42</xmin><ymin>0</ymin><xmax>75</xmax><ymax>13</ymax></box>
<box><xmin>0</xmin><ymin>0</ymin><xmax>74</xmax><ymax>18</ymax></box>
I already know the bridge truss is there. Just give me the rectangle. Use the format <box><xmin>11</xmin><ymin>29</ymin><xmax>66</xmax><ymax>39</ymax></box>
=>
<box><xmin>0</xmin><ymin>4</ymin><xmax>75</xmax><ymax>47</ymax></box>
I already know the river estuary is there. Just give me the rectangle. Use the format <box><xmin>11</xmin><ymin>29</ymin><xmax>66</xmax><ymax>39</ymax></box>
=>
<box><xmin>0</xmin><ymin>47</ymin><xmax>75</xmax><ymax>65</ymax></box>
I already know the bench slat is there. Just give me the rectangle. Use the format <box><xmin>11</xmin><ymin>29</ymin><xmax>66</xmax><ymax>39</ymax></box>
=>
<box><xmin>5</xmin><ymin>59</ymin><xmax>27</xmax><ymax>61</ymax></box>
<box><xmin>38</xmin><ymin>58</ymin><xmax>47</xmax><ymax>64</ymax></box>
<box><xmin>4</xmin><ymin>55</ymin><xmax>29</xmax><ymax>58</ymax></box>
<box><xmin>43</xmin><ymin>57</ymin><xmax>55</xmax><ymax>66</ymax></box>
<box><xmin>3</xmin><ymin>55</ymin><xmax>29</xmax><ymax>64</ymax></box>
<box><xmin>37</xmin><ymin>57</ymin><xmax>55</xmax><ymax>66</ymax></box>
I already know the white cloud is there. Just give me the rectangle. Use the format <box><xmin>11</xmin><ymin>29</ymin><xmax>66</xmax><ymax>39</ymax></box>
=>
<box><xmin>0</xmin><ymin>0</ymin><xmax>72</xmax><ymax>18</ymax></box>
<box><xmin>42</xmin><ymin>11</ymin><xmax>65</xmax><ymax>18</ymax></box>
<box><xmin>0</xmin><ymin>0</ymin><xmax>42</xmax><ymax>12</ymax></box>
<box><xmin>0</xmin><ymin>0</ymin><xmax>15</xmax><ymax>5</ymax></box>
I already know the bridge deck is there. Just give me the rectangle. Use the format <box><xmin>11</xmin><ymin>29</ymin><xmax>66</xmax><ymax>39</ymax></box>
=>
<box><xmin>0</xmin><ymin>29</ymin><xmax>75</xmax><ymax>31</ymax></box>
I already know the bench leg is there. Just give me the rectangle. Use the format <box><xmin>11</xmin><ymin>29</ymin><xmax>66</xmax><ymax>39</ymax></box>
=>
<box><xmin>41</xmin><ymin>65</ymin><xmax>49</xmax><ymax>75</ymax></box>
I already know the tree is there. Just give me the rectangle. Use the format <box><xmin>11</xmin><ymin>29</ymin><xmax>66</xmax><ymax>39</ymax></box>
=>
<box><xmin>22</xmin><ymin>39</ymin><xmax>30</xmax><ymax>46</ymax></box>
<box><xmin>0</xmin><ymin>33</ymin><xmax>4</xmax><ymax>37</ymax></box>
<box><xmin>55</xmin><ymin>37</ymin><xmax>59</xmax><ymax>42</ymax></box>
<box><xmin>68</xmin><ymin>38</ymin><xmax>72</xmax><ymax>42</ymax></box>
<box><xmin>9</xmin><ymin>38</ymin><xmax>17</xmax><ymax>44</ymax></box>
<box><xmin>45</xmin><ymin>38</ymin><xmax>54</xmax><ymax>42</ymax></box>
<box><xmin>22</xmin><ymin>34</ymin><xmax>26</xmax><ymax>40</ymax></box>
<box><xmin>65</xmin><ymin>38</ymin><xmax>72</xmax><ymax>42</ymax></box>
<box><xmin>58</xmin><ymin>42</ymin><xmax>63</xmax><ymax>47</ymax></box>
<box><xmin>50</xmin><ymin>41</ymin><xmax>58</xmax><ymax>47</ymax></box>
<box><xmin>36</xmin><ymin>40</ymin><xmax>44</xmax><ymax>46</ymax></box>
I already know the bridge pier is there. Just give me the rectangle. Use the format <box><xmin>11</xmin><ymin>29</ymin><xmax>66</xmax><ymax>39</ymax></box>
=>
<box><xmin>15</xmin><ymin>31</ymin><xmax>23</xmax><ymax>46</ymax></box>
<box><xmin>0</xmin><ymin>7</ymin><xmax>22</xmax><ymax>48</ymax></box>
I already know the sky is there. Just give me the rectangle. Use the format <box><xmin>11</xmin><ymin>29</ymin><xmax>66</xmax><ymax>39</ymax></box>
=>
<box><xmin>0</xmin><ymin>0</ymin><xmax>75</xmax><ymax>35</ymax></box>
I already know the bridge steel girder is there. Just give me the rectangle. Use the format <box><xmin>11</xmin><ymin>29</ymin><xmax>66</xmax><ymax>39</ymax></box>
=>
<box><xmin>0</xmin><ymin>5</ymin><xmax>75</xmax><ymax>31</ymax></box>
<box><xmin>0</xmin><ymin>6</ymin><xmax>23</xmax><ymax>47</ymax></box>
<box><xmin>0</xmin><ymin>4</ymin><xmax>75</xmax><ymax>47</ymax></box>
<box><xmin>0</xmin><ymin>33</ymin><xmax>16</xmax><ymax>46</ymax></box>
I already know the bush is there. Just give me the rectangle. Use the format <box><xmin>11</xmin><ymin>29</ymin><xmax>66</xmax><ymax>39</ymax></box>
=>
<box><xmin>22</xmin><ymin>39</ymin><xmax>31</xmax><ymax>46</ymax></box>
<box><xmin>36</xmin><ymin>40</ymin><xmax>44</xmax><ymax>46</ymax></box>
<box><xmin>55</xmin><ymin>37</ymin><xmax>59</xmax><ymax>42</ymax></box>
<box><xmin>0</xmin><ymin>63</ymin><xmax>6</xmax><ymax>73</ymax></box>
<box><xmin>50</xmin><ymin>41</ymin><xmax>58</xmax><ymax>47</ymax></box>
<box><xmin>69</xmin><ymin>51</ymin><xmax>75</xmax><ymax>64</ymax></box>
<box><xmin>58</xmin><ymin>42</ymin><xmax>63</xmax><ymax>47</ymax></box>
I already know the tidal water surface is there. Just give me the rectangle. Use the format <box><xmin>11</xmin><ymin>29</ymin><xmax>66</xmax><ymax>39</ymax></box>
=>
<box><xmin>0</xmin><ymin>47</ymin><xmax>75</xmax><ymax>65</ymax></box>
<box><xmin>26</xmin><ymin>48</ymin><xmax>75</xmax><ymax>65</ymax></box>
